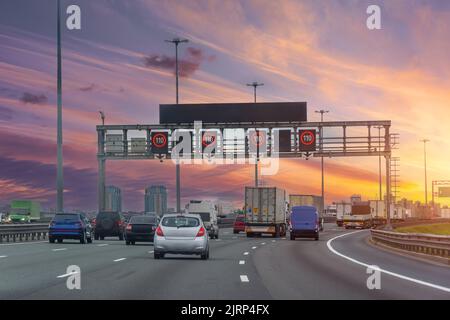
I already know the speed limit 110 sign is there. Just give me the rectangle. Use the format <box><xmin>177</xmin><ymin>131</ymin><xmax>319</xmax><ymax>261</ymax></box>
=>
<box><xmin>298</xmin><ymin>129</ymin><xmax>316</xmax><ymax>152</ymax></box>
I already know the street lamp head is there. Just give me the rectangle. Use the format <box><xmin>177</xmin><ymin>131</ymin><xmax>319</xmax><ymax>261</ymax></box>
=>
<box><xmin>165</xmin><ymin>38</ymin><xmax>189</xmax><ymax>44</ymax></box>
<box><xmin>246</xmin><ymin>82</ymin><xmax>264</xmax><ymax>87</ymax></box>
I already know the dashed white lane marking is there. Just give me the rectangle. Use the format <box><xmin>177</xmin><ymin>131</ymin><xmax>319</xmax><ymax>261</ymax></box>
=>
<box><xmin>215</xmin><ymin>239</ymin><xmax>222</xmax><ymax>241</ymax></box>
<box><xmin>97</xmin><ymin>244</ymin><xmax>108</xmax><ymax>247</ymax></box>
<box><xmin>252</xmin><ymin>246</ymin><xmax>257</xmax><ymax>249</ymax></box>
<box><xmin>243</xmin><ymin>252</ymin><xmax>249</xmax><ymax>255</ymax></box>
<box><xmin>114</xmin><ymin>258</ymin><xmax>126</xmax><ymax>262</ymax></box>
<box><xmin>0</xmin><ymin>255</ymin><xmax>7</xmax><ymax>258</ymax></box>
<box><xmin>52</xmin><ymin>248</ymin><xmax>67</xmax><ymax>251</ymax></box>
<box><xmin>240</xmin><ymin>275</ymin><xmax>249</xmax><ymax>282</ymax></box>
<box><xmin>0</xmin><ymin>241</ymin><xmax>46</xmax><ymax>246</ymax></box>
<box><xmin>239</xmin><ymin>260</ymin><xmax>245</xmax><ymax>265</ymax></box>
<box><xmin>327</xmin><ymin>230</ymin><xmax>450</xmax><ymax>294</ymax></box>
<box><xmin>148</xmin><ymin>251</ymin><xmax>154</xmax><ymax>254</ymax></box>
<box><xmin>57</xmin><ymin>271</ymin><xmax>78</xmax><ymax>278</ymax></box>
<box><xmin>271</xmin><ymin>240</ymin><xmax>276</xmax><ymax>243</ymax></box>
<box><xmin>261</xmin><ymin>242</ymin><xmax>266</xmax><ymax>245</ymax></box>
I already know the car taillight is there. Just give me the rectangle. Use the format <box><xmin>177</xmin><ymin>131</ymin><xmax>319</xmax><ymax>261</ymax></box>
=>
<box><xmin>49</xmin><ymin>222</ymin><xmax>55</xmax><ymax>227</ymax></box>
<box><xmin>151</xmin><ymin>226</ymin><xmax>156</xmax><ymax>231</ymax></box>
<box><xmin>156</xmin><ymin>226</ymin><xmax>164</xmax><ymax>237</ymax></box>
<box><xmin>196</xmin><ymin>226</ymin><xmax>206</xmax><ymax>237</ymax></box>
<box><xmin>126</xmin><ymin>224</ymin><xmax>132</xmax><ymax>231</ymax></box>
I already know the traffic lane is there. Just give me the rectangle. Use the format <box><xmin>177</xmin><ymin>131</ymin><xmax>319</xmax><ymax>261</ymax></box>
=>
<box><xmin>0</xmin><ymin>238</ymin><xmax>156</xmax><ymax>299</ymax></box>
<box><xmin>252</xmin><ymin>226</ymin><xmax>450</xmax><ymax>299</ymax></box>
<box><xmin>330</xmin><ymin>230</ymin><xmax>450</xmax><ymax>295</ymax></box>
<box><xmin>23</xmin><ymin>228</ymin><xmax>273</xmax><ymax>299</ymax></box>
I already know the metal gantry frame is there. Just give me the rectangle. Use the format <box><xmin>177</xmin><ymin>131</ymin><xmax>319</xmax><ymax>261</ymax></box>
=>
<box><xmin>431</xmin><ymin>180</ymin><xmax>450</xmax><ymax>208</ymax></box>
<box><xmin>97</xmin><ymin>120</ymin><xmax>394</xmax><ymax>225</ymax></box>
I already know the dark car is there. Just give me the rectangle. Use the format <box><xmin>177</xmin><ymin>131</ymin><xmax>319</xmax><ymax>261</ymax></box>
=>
<box><xmin>94</xmin><ymin>211</ymin><xmax>125</xmax><ymax>240</ymax></box>
<box><xmin>49</xmin><ymin>213</ymin><xmax>93</xmax><ymax>244</ymax></box>
<box><xmin>289</xmin><ymin>206</ymin><xmax>320</xmax><ymax>241</ymax></box>
<box><xmin>233</xmin><ymin>215</ymin><xmax>246</xmax><ymax>234</ymax></box>
<box><xmin>125</xmin><ymin>215</ymin><xmax>159</xmax><ymax>245</ymax></box>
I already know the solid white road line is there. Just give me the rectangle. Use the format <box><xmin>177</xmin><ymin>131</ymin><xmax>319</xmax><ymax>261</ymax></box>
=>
<box><xmin>97</xmin><ymin>244</ymin><xmax>108</xmax><ymax>247</ymax></box>
<box><xmin>239</xmin><ymin>260</ymin><xmax>245</xmax><ymax>265</ymax></box>
<box><xmin>243</xmin><ymin>252</ymin><xmax>249</xmax><ymax>255</ymax></box>
<box><xmin>252</xmin><ymin>246</ymin><xmax>257</xmax><ymax>249</ymax></box>
<box><xmin>0</xmin><ymin>241</ymin><xmax>46</xmax><ymax>246</ymax></box>
<box><xmin>240</xmin><ymin>275</ymin><xmax>249</xmax><ymax>282</ymax></box>
<box><xmin>114</xmin><ymin>258</ymin><xmax>126</xmax><ymax>262</ymax></box>
<box><xmin>52</xmin><ymin>248</ymin><xmax>67</xmax><ymax>251</ymax></box>
<box><xmin>327</xmin><ymin>230</ymin><xmax>450</xmax><ymax>294</ymax></box>
<box><xmin>57</xmin><ymin>271</ymin><xmax>78</xmax><ymax>278</ymax></box>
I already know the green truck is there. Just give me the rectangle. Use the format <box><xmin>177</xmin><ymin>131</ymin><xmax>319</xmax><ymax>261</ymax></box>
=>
<box><xmin>9</xmin><ymin>200</ymin><xmax>41</xmax><ymax>223</ymax></box>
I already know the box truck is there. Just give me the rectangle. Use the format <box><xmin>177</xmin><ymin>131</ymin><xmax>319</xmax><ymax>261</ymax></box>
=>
<box><xmin>336</xmin><ymin>202</ymin><xmax>352</xmax><ymax>227</ymax></box>
<box><xmin>186</xmin><ymin>200</ymin><xmax>219</xmax><ymax>239</ymax></box>
<box><xmin>343</xmin><ymin>202</ymin><xmax>372</xmax><ymax>229</ymax></box>
<box><xmin>245</xmin><ymin>187</ymin><xmax>287</xmax><ymax>238</ymax></box>
<box><xmin>9</xmin><ymin>200</ymin><xmax>40</xmax><ymax>223</ymax></box>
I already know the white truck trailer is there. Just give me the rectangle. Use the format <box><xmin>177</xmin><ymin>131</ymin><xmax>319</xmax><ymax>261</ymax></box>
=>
<box><xmin>336</xmin><ymin>202</ymin><xmax>352</xmax><ymax>227</ymax></box>
<box><xmin>245</xmin><ymin>187</ymin><xmax>287</xmax><ymax>238</ymax></box>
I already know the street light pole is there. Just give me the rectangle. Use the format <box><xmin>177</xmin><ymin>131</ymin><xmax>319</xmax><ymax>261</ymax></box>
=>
<box><xmin>420</xmin><ymin>139</ymin><xmax>430</xmax><ymax>206</ymax></box>
<box><xmin>99</xmin><ymin>111</ymin><xmax>105</xmax><ymax>126</ymax></box>
<box><xmin>374</xmin><ymin>126</ymin><xmax>384</xmax><ymax>201</ymax></box>
<box><xmin>315</xmin><ymin>109</ymin><xmax>329</xmax><ymax>214</ymax></box>
<box><xmin>56</xmin><ymin>0</ymin><xmax>64</xmax><ymax>213</ymax></box>
<box><xmin>166</xmin><ymin>38</ymin><xmax>188</xmax><ymax>212</ymax></box>
<box><xmin>246</xmin><ymin>82</ymin><xmax>264</xmax><ymax>187</ymax></box>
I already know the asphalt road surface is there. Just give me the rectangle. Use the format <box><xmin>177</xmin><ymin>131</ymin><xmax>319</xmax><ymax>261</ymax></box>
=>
<box><xmin>0</xmin><ymin>224</ymin><xmax>449</xmax><ymax>299</ymax></box>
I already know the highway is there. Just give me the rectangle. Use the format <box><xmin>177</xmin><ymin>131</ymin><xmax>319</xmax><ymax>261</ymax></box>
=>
<box><xmin>0</xmin><ymin>223</ymin><xmax>449</xmax><ymax>299</ymax></box>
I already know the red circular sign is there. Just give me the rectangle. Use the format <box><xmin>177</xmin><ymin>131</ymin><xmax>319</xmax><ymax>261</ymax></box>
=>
<box><xmin>250</xmin><ymin>131</ymin><xmax>266</xmax><ymax>147</ymax></box>
<box><xmin>300</xmin><ymin>130</ymin><xmax>315</xmax><ymax>145</ymax></box>
<box><xmin>152</xmin><ymin>133</ymin><xmax>167</xmax><ymax>148</ymax></box>
<box><xmin>202</xmin><ymin>132</ymin><xmax>216</xmax><ymax>147</ymax></box>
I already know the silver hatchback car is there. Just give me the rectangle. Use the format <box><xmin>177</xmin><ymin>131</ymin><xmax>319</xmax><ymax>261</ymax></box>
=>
<box><xmin>153</xmin><ymin>214</ymin><xmax>209</xmax><ymax>260</ymax></box>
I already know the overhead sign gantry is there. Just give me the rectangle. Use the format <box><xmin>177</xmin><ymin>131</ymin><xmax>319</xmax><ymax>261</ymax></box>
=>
<box><xmin>97</xmin><ymin>102</ymin><xmax>395</xmax><ymax>224</ymax></box>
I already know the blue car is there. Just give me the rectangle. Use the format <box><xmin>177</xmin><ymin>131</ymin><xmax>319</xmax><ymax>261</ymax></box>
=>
<box><xmin>49</xmin><ymin>213</ymin><xmax>93</xmax><ymax>244</ymax></box>
<box><xmin>289</xmin><ymin>206</ymin><xmax>320</xmax><ymax>241</ymax></box>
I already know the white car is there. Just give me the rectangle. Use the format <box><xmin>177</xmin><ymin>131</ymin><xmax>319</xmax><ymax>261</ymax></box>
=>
<box><xmin>153</xmin><ymin>214</ymin><xmax>210</xmax><ymax>260</ymax></box>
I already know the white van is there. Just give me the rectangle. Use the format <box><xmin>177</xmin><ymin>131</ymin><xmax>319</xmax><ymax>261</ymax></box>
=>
<box><xmin>186</xmin><ymin>200</ymin><xmax>219</xmax><ymax>239</ymax></box>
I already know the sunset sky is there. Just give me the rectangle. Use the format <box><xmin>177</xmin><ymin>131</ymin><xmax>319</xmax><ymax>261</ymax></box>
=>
<box><xmin>1</xmin><ymin>0</ymin><xmax>449</xmax><ymax>211</ymax></box>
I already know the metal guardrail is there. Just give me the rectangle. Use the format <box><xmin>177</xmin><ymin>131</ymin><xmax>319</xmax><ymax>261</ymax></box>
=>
<box><xmin>0</xmin><ymin>224</ymin><xmax>48</xmax><ymax>243</ymax></box>
<box><xmin>371</xmin><ymin>229</ymin><xmax>450</xmax><ymax>259</ymax></box>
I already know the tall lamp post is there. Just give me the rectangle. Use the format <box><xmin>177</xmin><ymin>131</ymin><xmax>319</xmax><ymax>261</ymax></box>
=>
<box><xmin>374</xmin><ymin>126</ymin><xmax>384</xmax><ymax>201</ymax></box>
<box><xmin>420</xmin><ymin>139</ymin><xmax>430</xmax><ymax>206</ymax></box>
<box><xmin>99</xmin><ymin>111</ymin><xmax>105</xmax><ymax>126</ymax></box>
<box><xmin>315</xmin><ymin>109</ymin><xmax>329</xmax><ymax>214</ymax></box>
<box><xmin>56</xmin><ymin>0</ymin><xmax>64</xmax><ymax>213</ymax></box>
<box><xmin>246</xmin><ymin>82</ymin><xmax>264</xmax><ymax>187</ymax></box>
<box><xmin>166</xmin><ymin>38</ymin><xmax>188</xmax><ymax>212</ymax></box>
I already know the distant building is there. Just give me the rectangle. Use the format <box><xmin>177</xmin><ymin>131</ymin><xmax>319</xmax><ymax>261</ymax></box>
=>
<box><xmin>105</xmin><ymin>186</ymin><xmax>122</xmax><ymax>212</ymax></box>
<box><xmin>145</xmin><ymin>185</ymin><xmax>167</xmax><ymax>216</ymax></box>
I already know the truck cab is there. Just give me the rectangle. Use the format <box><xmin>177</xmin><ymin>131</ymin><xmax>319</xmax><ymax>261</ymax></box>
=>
<box><xmin>186</xmin><ymin>200</ymin><xmax>219</xmax><ymax>239</ymax></box>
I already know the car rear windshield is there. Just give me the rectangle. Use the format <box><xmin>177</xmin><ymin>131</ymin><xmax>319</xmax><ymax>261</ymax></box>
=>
<box><xmin>130</xmin><ymin>216</ymin><xmax>157</xmax><ymax>224</ymax></box>
<box><xmin>161</xmin><ymin>216</ymin><xmax>200</xmax><ymax>228</ymax></box>
<box><xmin>236</xmin><ymin>216</ymin><xmax>245</xmax><ymax>222</ymax></box>
<box><xmin>292</xmin><ymin>210</ymin><xmax>317</xmax><ymax>222</ymax></box>
<box><xmin>97</xmin><ymin>212</ymin><xmax>120</xmax><ymax>220</ymax></box>
<box><xmin>53</xmin><ymin>214</ymin><xmax>79</xmax><ymax>221</ymax></box>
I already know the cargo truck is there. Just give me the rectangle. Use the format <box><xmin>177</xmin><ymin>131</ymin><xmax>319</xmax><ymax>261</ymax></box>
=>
<box><xmin>369</xmin><ymin>200</ymin><xmax>386</xmax><ymax>226</ymax></box>
<box><xmin>343</xmin><ymin>202</ymin><xmax>372</xmax><ymax>229</ymax></box>
<box><xmin>245</xmin><ymin>187</ymin><xmax>287</xmax><ymax>238</ymax></box>
<box><xmin>336</xmin><ymin>202</ymin><xmax>352</xmax><ymax>227</ymax></box>
<box><xmin>9</xmin><ymin>200</ymin><xmax>41</xmax><ymax>223</ymax></box>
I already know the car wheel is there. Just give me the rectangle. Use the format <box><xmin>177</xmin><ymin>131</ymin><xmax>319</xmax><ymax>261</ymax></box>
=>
<box><xmin>119</xmin><ymin>233</ymin><xmax>124</xmax><ymax>241</ymax></box>
<box><xmin>87</xmin><ymin>235</ymin><xmax>93</xmax><ymax>244</ymax></box>
<box><xmin>290</xmin><ymin>234</ymin><xmax>295</xmax><ymax>241</ymax></box>
<box><xmin>49</xmin><ymin>237</ymin><xmax>55</xmax><ymax>244</ymax></box>
<box><xmin>233</xmin><ymin>230</ymin><xmax>238</xmax><ymax>234</ymax></box>
<box><xmin>215</xmin><ymin>231</ymin><xmax>219</xmax><ymax>239</ymax></box>
<box><xmin>126</xmin><ymin>240</ymin><xmax>130</xmax><ymax>245</ymax></box>
<box><xmin>57</xmin><ymin>238</ymin><xmax>63</xmax><ymax>243</ymax></box>
<box><xmin>201</xmin><ymin>250</ymin><xmax>209</xmax><ymax>260</ymax></box>
<box><xmin>131</xmin><ymin>241</ymin><xmax>136</xmax><ymax>245</ymax></box>
<box><xmin>100</xmin><ymin>236</ymin><xmax>105</xmax><ymax>240</ymax></box>
<box><xmin>94</xmin><ymin>234</ymin><xmax>99</xmax><ymax>240</ymax></box>
<box><xmin>315</xmin><ymin>234</ymin><xmax>319</xmax><ymax>241</ymax></box>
